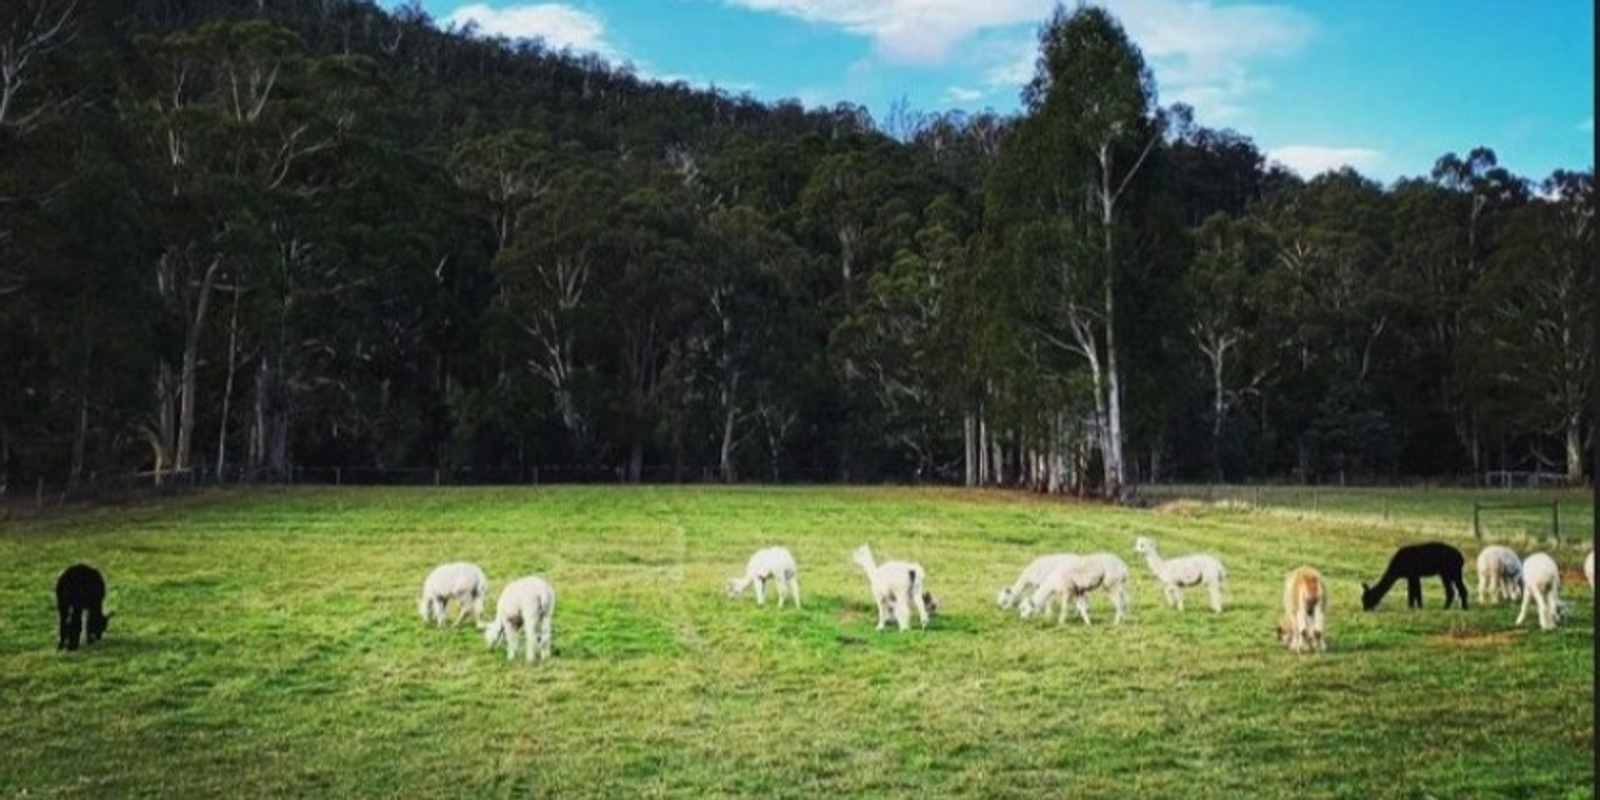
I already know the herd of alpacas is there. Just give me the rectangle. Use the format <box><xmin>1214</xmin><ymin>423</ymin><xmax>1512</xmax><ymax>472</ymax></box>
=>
<box><xmin>53</xmin><ymin>537</ymin><xmax>1597</xmax><ymax>662</ymax></box>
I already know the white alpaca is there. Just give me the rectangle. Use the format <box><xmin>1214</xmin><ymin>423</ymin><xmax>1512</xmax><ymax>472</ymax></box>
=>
<box><xmin>852</xmin><ymin>544</ymin><xmax>929</xmax><ymax>631</ymax></box>
<box><xmin>1275</xmin><ymin>566</ymin><xmax>1327</xmax><ymax>654</ymax></box>
<box><xmin>484</xmin><ymin>576</ymin><xmax>556</xmax><ymax>663</ymax></box>
<box><xmin>418</xmin><ymin>562</ymin><xmax>489</xmax><ymax>627</ymax></box>
<box><xmin>726</xmin><ymin>546</ymin><xmax>802</xmax><ymax>607</ymax></box>
<box><xmin>1132</xmin><ymin>536</ymin><xmax>1226</xmax><ymax>613</ymax></box>
<box><xmin>1474</xmin><ymin>545</ymin><xmax>1523</xmax><ymax>604</ymax></box>
<box><xmin>1585</xmin><ymin>549</ymin><xmax>1594</xmax><ymax>591</ymax></box>
<box><xmin>1515</xmin><ymin>552</ymin><xmax>1565</xmax><ymax>631</ymax></box>
<box><xmin>996</xmin><ymin>553</ymin><xmax>1078</xmax><ymax>610</ymax></box>
<box><xmin>1018</xmin><ymin>553</ymin><xmax>1130</xmax><ymax>626</ymax></box>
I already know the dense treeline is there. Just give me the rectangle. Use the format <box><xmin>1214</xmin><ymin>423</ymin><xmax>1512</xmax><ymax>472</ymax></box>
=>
<box><xmin>0</xmin><ymin>0</ymin><xmax>1591</xmax><ymax>495</ymax></box>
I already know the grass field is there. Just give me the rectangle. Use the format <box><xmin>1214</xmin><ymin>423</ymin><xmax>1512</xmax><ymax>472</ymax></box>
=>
<box><xmin>1</xmin><ymin>485</ymin><xmax>1593</xmax><ymax>798</ymax></box>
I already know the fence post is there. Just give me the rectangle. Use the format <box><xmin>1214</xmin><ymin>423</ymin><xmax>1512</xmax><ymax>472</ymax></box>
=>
<box><xmin>1552</xmin><ymin>500</ymin><xmax>1560</xmax><ymax>545</ymax></box>
<box><xmin>1472</xmin><ymin>502</ymin><xmax>1481</xmax><ymax>540</ymax></box>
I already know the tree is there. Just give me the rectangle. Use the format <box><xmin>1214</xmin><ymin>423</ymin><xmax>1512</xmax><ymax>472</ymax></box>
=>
<box><xmin>987</xmin><ymin>3</ymin><xmax>1161</xmax><ymax>499</ymax></box>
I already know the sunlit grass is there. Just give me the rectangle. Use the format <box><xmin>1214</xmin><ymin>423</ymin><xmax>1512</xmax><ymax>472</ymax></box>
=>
<box><xmin>1</xmin><ymin>485</ymin><xmax>1592</xmax><ymax>798</ymax></box>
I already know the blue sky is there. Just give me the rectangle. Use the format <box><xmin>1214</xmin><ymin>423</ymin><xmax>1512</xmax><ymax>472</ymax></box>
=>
<box><xmin>390</xmin><ymin>0</ymin><xmax>1594</xmax><ymax>185</ymax></box>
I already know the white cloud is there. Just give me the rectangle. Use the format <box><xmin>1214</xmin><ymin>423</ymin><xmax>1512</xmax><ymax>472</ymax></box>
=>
<box><xmin>724</xmin><ymin>0</ymin><xmax>1051</xmax><ymax>64</ymax></box>
<box><xmin>726</xmin><ymin>1</ymin><xmax>1313</xmax><ymax>126</ymax></box>
<box><xmin>1268</xmin><ymin>145</ymin><xmax>1382</xmax><ymax>178</ymax></box>
<box><xmin>943</xmin><ymin>85</ymin><xmax>985</xmax><ymax>105</ymax></box>
<box><xmin>447</xmin><ymin>4</ymin><xmax>615</xmax><ymax>57</ymax></box>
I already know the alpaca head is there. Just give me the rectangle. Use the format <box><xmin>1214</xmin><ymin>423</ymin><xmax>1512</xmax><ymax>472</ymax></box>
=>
<box><xmin>1359</xmin><ymin>582</ymin><xmax>1381</xmax><ymax>611</ymax></box>
<box><xmin>851</xmin><ymin>545</ymin><xmax>874</xmax><ymax>572</ymax></box>
<box><xmin>483</xmin><ymin>620</ymin><xmax>505</xmax><ymax>647</ymax></box>
<box><xmin>1133</xmin><ymin>536</ymin><xmax>1155</xmax><ymax>556</ymax></box>
<box><xmin>725</xmin><ymin>578</ymin><xmax>745</xmax><ymax>598</ymax></box>
<box><xmin>922</xmin><ymin>592</ymin><xmax>939</xmax><ymax>616</ymax></box>
<box><xmin>1273</xmin><ymin>619</ymin><xmax>1292</xmax><ymax>646</ymax></box>
<box><xmin>87</xmin><ymin>611</ymin><xmax>111</xmax><ymax>643</ymax></box>
<box><xmin>996</xmin><ymin>587</ymin><xmax>1016</xmax><ymax>608</ymax></box>
<box><xmin>1018</xmin><ymin>596</ymin><xmax>1041</xmax><ymax>619</ymax></box>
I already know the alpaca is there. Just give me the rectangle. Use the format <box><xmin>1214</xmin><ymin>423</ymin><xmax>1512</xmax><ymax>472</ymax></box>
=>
<box><xmin>852</xmin><ymin>544</ymin><xmax>930</xmax><ymax>631</ymax></box>
<box><xmin>1474</xmin><ymin>545</ymin><xmax>1523</xmax><ymax>604</ymax></box>
<box><xmin>418</xmin><ymin>562</ymin><xmax>489</xmax><ymax>627</ymax></box>
<box><xmin>55</xmin><ymin>564</ymin><xmax>112</xmax><ymax>651</ymax></box>
<box><xmin>1018</xmin><ymin>553</ymin><xmax>1131</xmax><ymax>626</ymax></box>
<box><xmin>484</xmin><ymin>576</ymin><xmax>556</xmax><ymax>663</ymax></box>
<box><xmin>1275</xmin><ymin>566</ymin><xmax>1327</xmax><ymax>654</ymax></box>
<box><xmin>1585</xmin><ymin>550</ymin><xmax>1594</xmax><ymax>591</ymax></box>
<box><xmin>1515</xmin><ymin>553</ymin><xmax>1565</xmax><ymax>631</ymax></box>
<box><xmin>997</xmin><ymin>553</ymin><xmax>1078</xmax><ymax>610</ymax></box>
<box><xmin>1132</xmin><ymin>536</ymin><xmax>1226</xmax><ymax>613</ymax></box>
<box><xmin>1360</xmin><ymin>542</ymin><xmax>1469</xmax><ymax>610</ymax></box>
<box><xmin>726</xmin><ymin>546</ymin><xmax>802</xmax><ymax>608</ymax></box>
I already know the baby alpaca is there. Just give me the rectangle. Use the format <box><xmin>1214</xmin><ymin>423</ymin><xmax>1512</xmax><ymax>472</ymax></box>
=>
<box><xmin>55</xmin><ymin>563</ymin><xmax>112</xmax><ymax>651</ymax></box>
<box><xmin>1275</xmin><ymin>566</ymin><xmax>1327</xmax><ymax>654</ymax></box>
<box><xmin>1474</xmin><ymin>545</ymin><xmax>1523</xmax><ymax>604</ymax></box>
<box><xmin>418</xmin><ymin>562</ymin><xmax>489</xmax><ymax>627</ymax></box>
<box><xmin>852</xmin><ymin>544</ymin><xmax>930</xmax><ymax>631</ymax></box>
<box><xmin>1019</xmin><ymin>553</ymin><xmax>1130</xmax><ymax>626</ymax></box>
<box><xmin>1514</xmin><ymin>552</ymin><xmax>1565</xmax><ymax>631</ymax></box>
<box><xmin>1132</xmin><ymin>536</ymin><xmax>1226</xmax><ymax>613</ymax></box>
<box><xmin>1360</xmin><ymin>542</ymin><xmax>1469</xmax><ymax>610</ymax></box>
<box><xmin>726</xmin><ymin>546</ymin><xmax>802</xmax><ymax>608</ymax></box>
<box><xmin>484</xmin><ymin>576</ymin><xmax>556</xmax><ymax>663</ymax></box>
<box><xmin>997</xmin><ymin>553</ymin><xmax>1078</xmax><ymax>610</ymax></box>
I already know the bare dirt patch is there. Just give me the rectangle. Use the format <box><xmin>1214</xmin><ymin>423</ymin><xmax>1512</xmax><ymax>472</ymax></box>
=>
<box><xmin>1428</xmin><ymin>624</ymin><xmax>1525</xmax><ymax>647</ymax></box>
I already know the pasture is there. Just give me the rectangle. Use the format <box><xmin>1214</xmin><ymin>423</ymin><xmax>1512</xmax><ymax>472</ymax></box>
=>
<box><xmin>1</xmin><ymin>485</ymin><xmax>1593</xmax><ymax>798</ymax></box>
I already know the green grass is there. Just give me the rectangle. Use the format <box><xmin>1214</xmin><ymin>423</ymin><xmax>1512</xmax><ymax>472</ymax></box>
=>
<box><xmin>1</xmin><ymin>485</ymin><xmax>1593</xmax><ymax>798</ymax></box>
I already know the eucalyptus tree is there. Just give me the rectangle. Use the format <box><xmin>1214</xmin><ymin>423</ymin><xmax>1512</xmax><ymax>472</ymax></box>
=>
<box><xmin>1187</xmin><ymin>212</ymin><xmax>1272</xmax><ymax>479</ymax></box>
<box><xmin>984</xmin><ymin>4</ymin><xmax>1162</xmax><ymax>498</ymax></box>
<box><xmin>1464</xmin><ymin>169</ymin><xmax>1593</xmax><ymax>482</ymax></box>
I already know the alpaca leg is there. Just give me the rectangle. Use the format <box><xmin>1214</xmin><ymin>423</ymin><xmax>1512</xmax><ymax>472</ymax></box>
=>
<box><xmin>790</xmin><ymin>577</ymin><xmax>802</xmax><ymax>609</ymax></box>
<box><xmin>1114</xmin><ymin>586</ymin><xmax>1129</xmax><ymax>624</ymax></box>
<box><xmin>1515</xmin><ymin>590</ymin><xmax>1532</xmax><ymax>626</ymax></box>
<box><xmin>893</xmin><ymin>593</ymin><xmax>911</xmax><ymax>631</ymax></box>
<box><xmin>1311</xmin><ymin>605</ymin><xmax>1326</xmax><ymax>652</ymax></box>
<box><xmin>875</xmin><ymin>597</ymin><xmax>890</xmax><ymax>631</ymax></box>
<box><xmin>1457</xmin><ymin>576</ymin><xmax>1469</xmax><ymax>609</ymax></box>
<box><xmin>912</xmin><ymin>591</ymin><xmax>929</xmax><ymax>629</ymax></box>
<box><xmin>754</xmin><ymin>579</ymin><xmax>766</xmax><ymax>606</ymax></box>
<box><xmin>1208</xmin><ymin>581</ymin><xmax>1223</xmax><ymax>614</ymax></box>
<box><xmin>505</xmin><ymin>621</ymin><xmax>520</xmax><ymax>660</ymax></box>
<box><xmin>542</xmin><ymin>611</ymin><xmax>554</xmax><ymax>660</ymax></box>
<box><xmin>1171</xmin><ymin>585</ymin><xmax>1185</xmax><ymax>612</ymax></box>
<box><xmin>523</xmin><ymin>622</ymin><xmax>537</xmax><ymax>663</ymax></box>
<box><xmin>1406</xmin><ymin>577</ymin><xmax>1422</xmax><ymax>608</ymax></box>
<box><xmin>1076</xmin><ymin>593</ymin><xmax>1093</xmax><ymax>626</ymax></box>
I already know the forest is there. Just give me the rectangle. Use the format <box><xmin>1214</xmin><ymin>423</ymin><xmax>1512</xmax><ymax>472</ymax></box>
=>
<box><xmin>0</xmin><ymin>0</ymin><xmax>1592</xmax><ymax>496</ymax></box>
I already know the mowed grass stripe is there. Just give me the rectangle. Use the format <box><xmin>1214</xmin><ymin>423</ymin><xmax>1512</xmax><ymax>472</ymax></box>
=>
<box><xmin>0</xmin><ymin>485</ymin><xmax>1591</xmax><ymax>798</ymax></box>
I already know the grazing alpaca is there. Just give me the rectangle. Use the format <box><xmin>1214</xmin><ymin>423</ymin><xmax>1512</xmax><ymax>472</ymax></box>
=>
<box><xmin>1275</xmin><ymin>566</ymin><xmax>1327</xmax><ymax>653</ymax></box>
<box><xmin>484</xmin><ymin>576</ymin><xmax>556</xmax><ymax>663</ymax></box>
<box><xmin>726</xmin><ymin>546</ymin><xmax>802</xmax><ymax>608</ymax></box>
<box><xmin>1360</xmin><ymin>542</ymin><xmax>1469</xmax><ymax>610</ymax></box>
<box><xmin>418</xmin><ymin>562</ymin><xmax>489</xmax><ymax>627</ymax></box>
<box><xmin>55</xmin><ymin>564</ymin><xmax>112</xmax><ymax>651</ymax></box>
<box><xmin>1474</xmin><ymin>545</ymin><xmax>1523</xmax><ymax>604</ymax></box>
<box><xmin>852</xmin><ymin>544</ymin><xmax>930</xmax><ymax>632</ymax></box>
<box><xmin>997</xmin><ymin>553</ymin><xmax>1079</xmax><ymax>610</ymax></box>
<box><xmin>1515</xmin><ymin>552</ymin><xmax>1566</xmax><ymax>631</ymax></box>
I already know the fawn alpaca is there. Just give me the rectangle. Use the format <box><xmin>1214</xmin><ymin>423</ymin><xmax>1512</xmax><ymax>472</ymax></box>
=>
<box><xmin>1276</xmin><ymin>566</ymin><xmax>1327</xmax><ymax>653</ymax></box>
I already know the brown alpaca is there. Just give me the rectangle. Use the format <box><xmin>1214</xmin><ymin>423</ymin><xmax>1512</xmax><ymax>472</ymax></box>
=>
<box><xmin>1276</xmin><ymin>566</ymin><xmax>1327</xmax><ymax>654</ymax></box>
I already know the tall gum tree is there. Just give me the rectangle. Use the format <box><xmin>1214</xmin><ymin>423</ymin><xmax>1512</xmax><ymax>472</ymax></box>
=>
<box><xmin>987</xmin><ymin>4</ymin><xmax>1160</xmax><ymax>499</ymax></box>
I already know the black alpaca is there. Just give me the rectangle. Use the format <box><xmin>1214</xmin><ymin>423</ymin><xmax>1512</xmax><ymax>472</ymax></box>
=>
<box><xmin>1361</xmin><ymin>542</ymin><xmax>1469</xmax><ymax>610</ymax></box>
<box><xmin>56</xmin><ymin>564</ymin><xmax>111</xmax><ymax>651</ymax></box>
